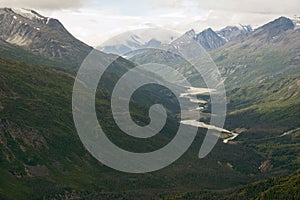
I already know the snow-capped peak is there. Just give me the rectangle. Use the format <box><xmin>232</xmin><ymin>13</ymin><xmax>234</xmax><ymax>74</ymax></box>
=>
<box><xmin>99</xmin><ymin>28</ymin><xmax>181</xmax><ymax>55</ymax></box>
<box><xmin>11</xmin><ymin>8</ymin><xmax>45</xmax><ymax>21</ymax></box>
<box><xmin>239</xmin><ymin>24</ymin><xmax>252</xmax><ymax>34</ymax></box>
<box><xmin>101</xmin><ymin>28</ymin><xmax>180</xmax><ymax>47</ymax></box>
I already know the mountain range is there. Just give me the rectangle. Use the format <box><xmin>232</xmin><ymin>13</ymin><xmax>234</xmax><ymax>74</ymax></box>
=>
<box><xmin>0</xmin><ymin>8</ymin><xmax>299</xmax><ymax>199</ymax></box>
<box><xmin>100</xmin><ymin>24</ymin><xmax>253</xmax><ymax>54</ymax></box>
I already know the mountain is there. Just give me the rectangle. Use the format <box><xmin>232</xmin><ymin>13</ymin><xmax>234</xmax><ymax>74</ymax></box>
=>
<box><xmin>194</xmin><ymin>28</ymin><xmax>227</xmax><ymax>51</ymax></box>
<box><xmin>213</xmin><ymin>16</ymin><xmax>300</xmax><ymax>88</ymax></box>
<box><xmin>217</xmin><ymin>24</ymin><xmax>252</xmax><ymax>42</ymax></box>
<box><xmin>213</xmin><ymin>17</ymin><xmax>300</xmax><ymax>185</ymax></box>
<box><xmin>99</xmin><ymin>28</ymin><xmax>180</xmax><ymax>55</ymax></box>
<box><xmin>0</xmin><ymin>10</ymin><xmax>275</xmax><ymax>198</ymax></box>
<box><xmin>100</xmin><ymin>25</ymin><xmax>252</xmax><ymax>56</ymax></box>
<box><xmin>0</xmin><ymin>55</ymin><xmax>267</xmax><ymax>199</ymax></box>
<box><xmin>130</xmin><ymin>15</ymin><xmax>300</xmax><ymax>184</ymax></box>
<box><xmin>0</xmin><ymin>8</ymin><xmax>92</xmax><ymax>68</ymax></box>
<box><xmin>0</xmin><ymin>37</ymin><xmax>72</xmax><ymax>71</ymax></box>
<box><xmin>251</xmin><ymin>16</ymin><xmax>294</xmax><ymax>41</ymax></box>
<box><xmin>176</xmin><ymin>28</ymin><xmax>227</xmax><ymax>51</ymax></box>
<box><xmin>178</xmin><ymin>25</ymin><xmax>252</xmax><ymax>52</ymax></box>
<box><xmin>0</xmin><ymin>10</ymin><xmax>299</xmax><ymax>199</ymax></box>
<box><xmin>130</xmin><ymin>16</ymin><xmax>300</xmax><ymax>88</ymax></box>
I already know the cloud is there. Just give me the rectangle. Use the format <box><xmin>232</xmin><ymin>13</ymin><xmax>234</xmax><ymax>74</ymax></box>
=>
<box><xmin>143</xmin><ymin>0</ymin><xmax>300</xmax><ymax>35</ymax></box>
<box><xmin>198</xmin><ymin>0</ymin><xmax>300</xmax><ymax>15</ymax></box>
<box><xmin>171</xmin><ymin>10</ymin><xmax>281</xmax><ymax>32</ymax></box>
<box><xmin>148</xmin><ymin>0</ymin><xmax>300</xmax><ymax>15</ymax></box>
<box><xmin>3</xmin><ymin>0</ymin><xmax>297</xmax><ymax>46</ymax></box>
<box><xmin>0</xmin><ymin>0</ymin><xmax>94</xmax><ymax>10</ymax></box>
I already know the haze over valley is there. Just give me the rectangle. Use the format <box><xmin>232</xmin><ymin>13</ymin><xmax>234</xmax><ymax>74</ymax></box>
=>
<box><xmin>0</xmin><ymin>1</ymin><xmax>299</xmax><ymax>199</ymax></box>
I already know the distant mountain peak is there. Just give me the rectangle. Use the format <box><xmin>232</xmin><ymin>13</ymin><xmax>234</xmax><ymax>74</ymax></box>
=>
<box><xmin>239</xmin><ymin>24</ymin><xmax>253</xmax><ymax>33</ymax></box>
<box><xmin>100</xmin><ymin>28</ymin><xmax>180</xmax><ymax>55</ymax></box>
<box><xmin>217</xmin><ymin>24</ymin><xmax>252</xmax><ymax>42</ymax></box>
<box><xmin>184</xmin><ymin>29</ymin><xmax>196</xmax><ymax>38</ymax></box>
<box><xmin>203</xmin><ymin>27</ymin><xmax>214</xmax><ymax>32</ymax></box>
<box><xmin>262</xmin><ymin>16</ymin><xmax>294</xmax><ymax>31</ymax></box>
<box><xmin>195</xmin><ymin>28</ymin><xmax>226</xmax><ymax>51</ymax></box>
<box><xmin>178</xmin><ymin>27</ymin><xmax>228</xmax><ymax>51</ymax></box>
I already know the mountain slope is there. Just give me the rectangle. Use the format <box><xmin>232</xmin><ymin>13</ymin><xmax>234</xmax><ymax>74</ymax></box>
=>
<box><xmin>251</xmin><ymin>16</ymin><xmax>295</xmax><ymax>41</ymax></box>
<box><xmin>163</xmin><ymin>169</ymin><xmax>300</xmax><ymax>200</ymax></box>
<box><xmin>129</xmin><ymin>16</ymin><xmax>300</xmax><ymax>182</ymax></box>
<box><xmin>0</xmin><ymin>8</ymin><xmax>92</xmax><ymax>68</ymax></box>
<box><xmin>226</xmin><ymin>72</ymin><xmax>300</xmax><ymax>130</ymax></box>
<box><xmin>0</xmin><ymin>37</ymin><xmax>71</xmax><ymax>71</ymax></box>
<box><xmin>130</xmin><ymin>17</ymin><xmax>300</xmax><ymax>90</ymax></box>
<box><xmin>0</xmin><ymin>10</ymin><xmax>299</xmax><ymax>199</ymax></box>
<box><xmin>213</xmin><ymin>17</ymin><xmax>300</xmax><ymax>89</ymax></box>
<box><xmin>0</xmin><ymin>55</ymin><xmax>266</xmax><ymax>199</ymax></box>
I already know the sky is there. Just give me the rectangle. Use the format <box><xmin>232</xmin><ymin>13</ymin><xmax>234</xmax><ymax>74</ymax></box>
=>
<box><xmin>0</xmin><ymin>0</ymin><xmax>299</xmax><ymax>46</ymax></box>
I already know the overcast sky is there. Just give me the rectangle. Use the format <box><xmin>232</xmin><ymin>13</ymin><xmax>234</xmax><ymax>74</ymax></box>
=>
<box><xmin>1</xmin><ymin>0</ymin><xmax>299</xmax><ymax>46</ymax></box>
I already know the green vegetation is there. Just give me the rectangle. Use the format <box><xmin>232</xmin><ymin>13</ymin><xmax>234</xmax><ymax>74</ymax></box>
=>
<box><xmin>0</xmin><ymin>42</ymin><xmax>299</xmax><ymax>199</ymax></box>
<box><xmin>161</xmin><ymin>170</ymin><xmax>300</xmax><ymax>200</ymax></box>
<box><xmin>0</xmin><ymin>57</ymin><xmax>266</xmax><ymax>199</ymax></box>
<box><xmin>226</xmin><ymin>72</ymin><xmax>300</xmax><ymax>130</ymax></box>
<box><xmin>0</xmin><ymin>40</ymin><xmax>71</xmax><ymax>72</ymax></box>
<box><xmin>0</xmin><ymin>17</ymin><xmax>299</xmax><ymax>198</ymax></box>
<box><xmin>211</xmin><ymin>29</ymin><xmax>300</xmax><ymax>89</ymax></box>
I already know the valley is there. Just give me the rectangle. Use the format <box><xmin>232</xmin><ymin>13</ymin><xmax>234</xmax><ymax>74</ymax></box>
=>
<box><xmin>0</xmin><ymin>7</ymin><xmax>299</xmax><ymax>200</ymax></box>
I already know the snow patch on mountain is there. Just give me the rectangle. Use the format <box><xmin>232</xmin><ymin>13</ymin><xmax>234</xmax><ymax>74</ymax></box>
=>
<box><xmin>217</xmin><ymin>24</ymin><xmax>252</xmax><ymax>42</ymax></box>
<box><xmin>12</xmin><ymin>8</ymin><xmax>45</xmax><ymax>21</ymax></box>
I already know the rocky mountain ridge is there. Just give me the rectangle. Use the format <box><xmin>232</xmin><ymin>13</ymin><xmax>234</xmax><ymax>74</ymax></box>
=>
<box><xmin>0</xmin><ymin>8</ymin><xmax>92</xmax><ymax>67</ymax></box>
